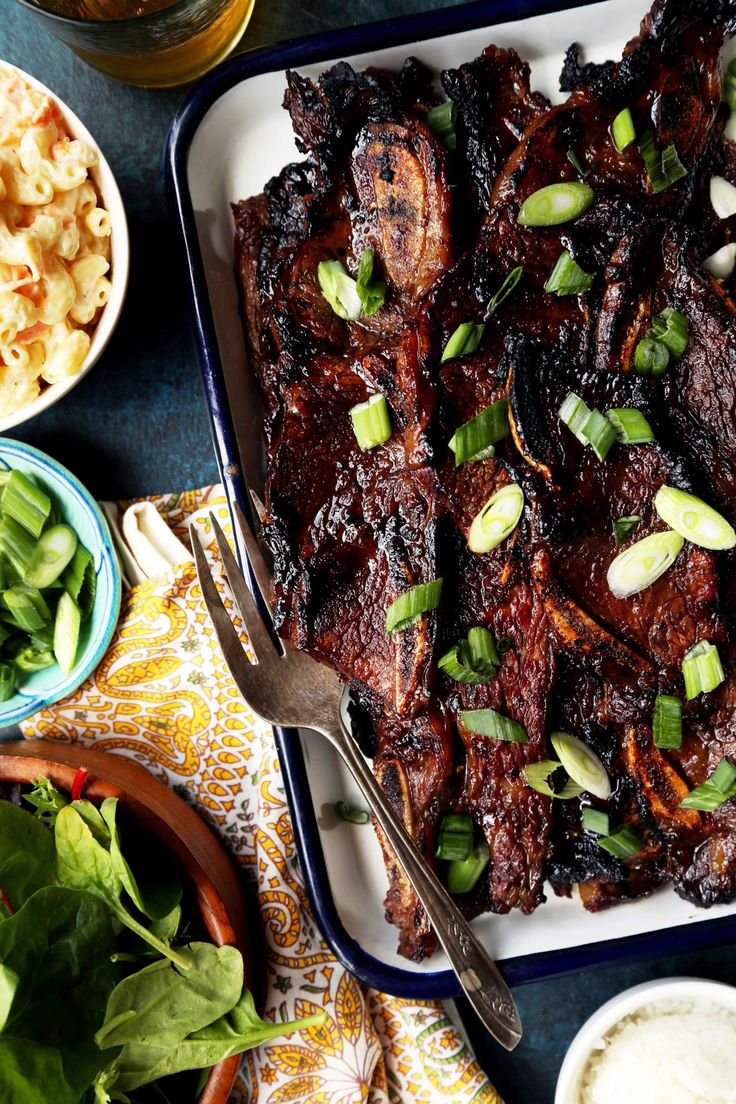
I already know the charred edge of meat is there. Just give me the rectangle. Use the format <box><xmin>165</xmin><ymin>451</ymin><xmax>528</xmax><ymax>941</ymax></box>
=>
<box><xmin>347</xmin><ymin>688</ymin><xmax>380</xmax><ymax>759</ymax></box>
<box><xmin>546</xmin><ymin>833</ymin><xmax>627</xmax><ymax>886</ymax></box>
<box><xmin>505</xmin><ymin>332</ymin><xmax>562</xmax><ymax>483</ymax></box>
<box><xmin>558</xmin><ymin>41</ymin><xmax>651</xmax><ymax>103</ymax></box>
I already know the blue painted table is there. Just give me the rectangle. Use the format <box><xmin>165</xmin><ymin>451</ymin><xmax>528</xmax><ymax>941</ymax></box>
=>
<box><xmin>2</xmin><ymin>4</ymin><xmax>735</xmax><ymax>1102</ymax></box>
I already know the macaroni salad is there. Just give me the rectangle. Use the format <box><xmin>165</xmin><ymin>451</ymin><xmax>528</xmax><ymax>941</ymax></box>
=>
<box><xmin>0</xmin><ymin>63</ymin><xmax>112</xmax><ymax>417</ymax></box>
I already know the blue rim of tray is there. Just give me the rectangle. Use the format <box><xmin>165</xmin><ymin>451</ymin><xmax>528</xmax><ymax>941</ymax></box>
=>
<box><xmin>165</xmin><ymin>0</ymin><xmax>736</xmax><ymax>998</ymax></box>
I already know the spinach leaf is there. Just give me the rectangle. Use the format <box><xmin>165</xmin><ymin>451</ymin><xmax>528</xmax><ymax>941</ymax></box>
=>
<box><xmin>0</xmin><ymin>800</ymin><xmax>55</xmax><ymax>913</ymax></box>
<box><xmin>149</xmin><ymin>905</ymin><xmax>181</xmax><ymax>945</ymax></box>
<box><xmin>100</xmin><ymin>799</ymin><xmax>182</xmax><ymax>922</ymax></box>
<box><xmin>0</xmin><ymin>964</ymin><xmax>18</xmax><ymax>1031</ymax></box>
<box><xmin>96</xmin><ymin>943</ymin><xmax>242</xmax><ymax>1050</ymax></box>
<box><xmin>23</xmin><ymin>776</ymin><xmax>68</xmax><ymax>828</ymax></box>
<box><xmin>54</xmin><ymin>806</ymin><xmax>189</xmax><ymax>970</ymax></box>
<box><xmin>0</xmin><ymin>1037</ymin><xmax>81</xmax><ymax>1104</ymax></box>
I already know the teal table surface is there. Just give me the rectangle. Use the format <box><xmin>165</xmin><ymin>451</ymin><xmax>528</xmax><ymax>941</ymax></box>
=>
<box><xmin>2</xmin><ymin>4</ymin><xmax>735</xmax><ymax>1103</ymax></box>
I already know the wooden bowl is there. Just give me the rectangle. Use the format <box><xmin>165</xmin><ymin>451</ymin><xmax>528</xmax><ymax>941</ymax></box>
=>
<box><xmin>0</xmin><ymin>739</ymin><xmax>248</xmax><ymax>1104</ymax></box>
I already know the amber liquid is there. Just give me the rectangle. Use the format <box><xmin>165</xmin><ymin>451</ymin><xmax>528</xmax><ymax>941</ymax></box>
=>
<box><xmin>32</xmin><ymin>0</ymin><xmax>255</xmax><ymax>87</ymax></box>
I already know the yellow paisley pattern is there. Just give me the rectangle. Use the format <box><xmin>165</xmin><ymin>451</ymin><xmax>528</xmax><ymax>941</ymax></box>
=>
<box><xmin>21</xmin><ymin>486</ymin><xmax>502</xmax><ymax>1104</ymax></box>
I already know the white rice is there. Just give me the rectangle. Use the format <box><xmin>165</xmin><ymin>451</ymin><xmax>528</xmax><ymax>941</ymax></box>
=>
<box><xmin>579</xmin><ymin>998</ymin><xmax>736</xmax><ymax>1104</ymax></box>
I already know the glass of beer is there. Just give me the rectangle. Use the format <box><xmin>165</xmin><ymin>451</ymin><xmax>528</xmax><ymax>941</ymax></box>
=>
<box><xmin>14</xmin><ymin>0</ymin><xmax>256</xmax><ymax>87</ymax></box>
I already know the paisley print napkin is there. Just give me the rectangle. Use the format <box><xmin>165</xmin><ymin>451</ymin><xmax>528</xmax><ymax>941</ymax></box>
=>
<box><xmin>21</xmin><ymin>485</ymin><xmax>501</xmax><ymax>1104</ymax></box>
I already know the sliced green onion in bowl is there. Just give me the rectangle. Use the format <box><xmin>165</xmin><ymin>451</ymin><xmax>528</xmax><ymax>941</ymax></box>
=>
<box><xmin>582</xmin><ymin>807</ymin><xmax>610</xmax><ymax>836</ymax></box>
<box><xmin>611</xmin><ymin>107</ymin><xmax>636</xmax><ymax>152</ymax></box>
<box><xmin>426</xmin><ymin>100</ymin><xmax>457</xmax><ymax>150</ymax></box>
<box><xmin>614</xmin><ymin>516</ymin><xmax>641</xmax><ymax>544</ymax></box>
<box><xmin>0</xmin><ymin>470</ymin><xmax>51</xmax><ymax>540</ymax></box>
<box><xmin>550</xmin><ymin>731</ymin><xmax>611</xmax><ymax>800</ymax></box>
<box><xmin>350</xmin><ymin>393</ymin><xmax>392</xmax><ymax>451</ymax></box>
<box><xmin>448</xmin><ymin>399</ymin><xmax>509</xmax><ymax>466</ymax></box>
<box><xmin>24</xmin><ymin>524</ymin><xmax>79</xmax><ymax>590</ymax></box>
<box><xmin>598</xmin><ymin>824</ymin><xmax>644</xmax><ymax>859</ymax></box>
<box><xmin>682</xmin><ymin>640</ymin><xmax>724</xmax><ymax>700</ymax></box>
<box><xmin>517</xmin><ymin>182</ymin><xmax>594</xmax><ymax>227</ymax></box>
<box><xmin>544</xmin><ymin>250</ymin><xmax>594</xmax><ymax>296</ymax></box>
<box><xmin>524</xmin><ymin>760</ymin><xmax>583</xmax><ymax>799</ymax></box>
<box><xmin>335</xmin><ymin>800</ymin><xmax>371</xmax><ymax>825</ymax></box>
<box><xmin>468</xmin><ymin>483</ymin><xmax>524</xmax><ymax>553</ymax></box>
<box><xmin>461</xmin><ymin>708</ymin><xmax>528</xmax><ymax>743</ymax></box>
<box><xmin>435</xmin><ymin>812</ymin><xmax>474</xmax><ymax>861</ymax></box>
<box><xmin>633</xmin><ymin>336</ymin><xmax>670</xmax><ymax>377</ymax></box>
<box><xmin>650</xmin><ymin>307</ymin><xmax>689</xmax><ymax>360</ymax></box>
<box><xmin>654</xmin><ymin>485</ymin><xmax>736</xmax><ymax>550</ymax></box>
<box><xmin>606</xmin><ymin>408</ymin><xmax>655</xmax><ymax>445</ymax></box>
<box><xmin>653</xmin><ymin>693</ymin><xmax>683</xmax><ymax>750</ymax></box>
<box><xmin>607</xmin><ymin>530</ymin><xmax>684</xmax><ymax>599</ymax></box>
<box><xmin>442</xmin><ymin>322</ymin><xmax>485</xmax><ymax>362</ymax></box>
<box><xmin>680</xmin><ymin>756</ymin><xmax>736</xmax><ymax>812</ymax></box>
<box><xmin>317</xmin><ymin>259</ymin><xmax>363</xmax><ymax>320</ymax></box>
<box><xmin>385</xmin><ymin>578</ymin><xmax>443</xmax><ymax>634</ymax></box>
<box><xmin>446</xmin><ymin>838</ymin><xmax>490</xmax><ymax>895</ymax></box>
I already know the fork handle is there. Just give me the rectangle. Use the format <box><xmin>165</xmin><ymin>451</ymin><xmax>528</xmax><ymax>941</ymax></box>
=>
<box><xmin>318</xmin><ymin>716</ymin><xmax>522</xmax><ymax>1051</ymax></box>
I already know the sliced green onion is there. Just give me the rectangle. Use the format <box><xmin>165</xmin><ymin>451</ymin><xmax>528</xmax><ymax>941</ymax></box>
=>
<box><xmin>485</xmin><ymin>266</ymin><xmax>523</xmax><ymax>318</ymax></box>
<box><xmin>350</xmin><ymin>393</ymin><xmax>392</xmax><ymax>451</ymax></box>
<box><xmin>355</xmin><ymin>248</ymin><xmax>386</xmax><ymax>317</ymax></box>
<box><xmin>682</xmin><ymin>640</ymin><xmax>725</xmax><ymax>700</ymax></box>
<box><xmin>53</xmin><ymin>591</ymin><xmax>81</xmax><ymax>675</ymax></box>
<box><xmin>0</xmin><ymin>516</ymin><xmax>36</xmax><ymax>577</ymax></box>
<box><xmin>467</xmin><ymin>483</ymin><xmax>524</xmax><ymax>553</ymax></box>
<box><xmin>652</xmin><ymin>693</ymin><xmax>682</xmax><ymax>750</ymax></box>
<box><xmin>639</xmin><ymin>130</ymin><xmax>687</xmax><ymax>193</ymax></box>
<box><xmin>438</xmin><ymin>626</ymin><xmax>499</xmax><ymax>684</ymax></box>
<box><xmin>0</xmin><ymin>662</ymin><xmax>15</xmax><ymax>702</ymax></box>
<box><xmin>544</xmin><ymin>250</ymin><xmax>594</xmax><ymax>296</ymax></box>
<box><xmin>524</xmin><ymin>760</ymin><xmax>583</xmax><ymax>799</ymax></box>
<box><xmin>559</xmin><ymin>392</ymin><xmax>590</xmax><ymax>443</ymax></box>
<box><xmin>606</xmin><ymin>408</ymin><xmax>655</xmax><ymax>445</ymax></box>
<box><xmin>650</xmin><ymin>307</ymin><xmax>689</xmax><ymax>359</ymax></box>
<box><xmin>611</xmin><ymin>107</ymin><xmax>636</xmax><ymax>152</ymax></box>
<box><xmin>435</xmin><ymin>812</ymin><xmax>473</xmax><ymax>861</ymax></box>
<box><xmin>567</xmin><ymin>148</ymin><xmax>591</xmax><ymax>180</ymax></box>
<box><xmin>448</xmin><ymin>399</ymin><xmax>508</xmax><ymax>465</ymax></box>
<box><xmin>24</xmin><ymin>524</ymin><xmax>78</xmax><ymax>589</ymax></box>
<box><xmin>558</xmin><ymin>392</ymin><xmax>616</xmax><ymax>460</ymax></box>
<box><xmin>654</xmin><ymin>485</ymin><xmax>735</xmax><ymax>550</ymax></box>
<box><xmin>461</xmin><ymin>708</ymin><xmax>528</xmax><ymax>743</ymax></box>
<box><xmin>607</xmin><ymin>530</ymin><xmax>684</xmax><ymax>599</ymax></box>
<box><xmin>317</xmin><ymin>259</ymin><xmax>362</xmax><ymax>321</ymax></box>
<box><xmin>550</xmin><ymin>731</ymin><xmax>611</xmax><ymax>800</ymax></box>
<box><xmin>517</xmin><ymin>182</ymin><xmax>594</xmax><ymax>227</ymax></box>
<box><xmin>2</xmin><ymin>585</ymin><xmax>50</xmax><ymax>632</ymax></box>
<box><xmin>633</xmin><ymin>336</ymin><xmax>670</xmax><ymax>377</ymax></box>
<box><xmin>614</xmin><ymin>516</ymin><xmax>641</xmax><ymax>544</ymax></box>
<box><xmin>725</xmin><ymin>58</ymin><xmax>736</xmax><ymax>111</ymax></box>
<box><xmin>426</xmin><ymin>101</ymin><xmax>457</xmax><ymax>150</ymax></box>
<box><xmin>710</xmin><ymin>175</ymin><xmax>736</xmax><ymax>219</ymax></box>
<box><xmin>62</xmin><ymin>545</ymin><xmax>96</xmax><ymax>621</ymax></box>
<box><xmin>446</xmin><ymin>838</ymin><xmax>490</xmax><ymax>895</ymax></box>
<box><xmin>13</xmin><ymin>645</ymin><xmax>55</xmax><ymax>673</ymax></box>
<box><xmin>582</xmin><ymin>807</ymin><xmax>610</xmax><ymax>836</ymax></box>
<box><xmin>441</xmin><ymin>322</ymin><xmax>485</xmax><ymax>362</ymax></box>
<box><xmin>335</xmin><ymin>800</ymin><xmax>371</xmax><ymax>825</ymax></box>
<box><xmin>0</xmin><ymin>471</ymin><xmax>50</xmax><ymax>540</ymax></box>
<box><xmin>680</xmin><ymin>756</ymin><xmax>736</xmax><ymax>811</ymax></box>
<box><xmin>598</xmin><ymin>825</ymin><xmax>644</xmax><ymax>859</ymax></box>
<box><xmin>385</xmin><ymin>579</ymin><xmax>443</xmax><ymax>633</ymax></box>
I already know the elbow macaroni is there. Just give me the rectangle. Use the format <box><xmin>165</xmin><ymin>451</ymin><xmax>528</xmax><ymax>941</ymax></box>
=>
<box><xmin>0</xmin><ymin>64</ymin><xmax>112</xmax><ymax>417</ymax></box>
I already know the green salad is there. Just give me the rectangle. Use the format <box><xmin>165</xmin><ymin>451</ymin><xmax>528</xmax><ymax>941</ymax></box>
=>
<box><xmin>0</xmin><ymin>775</ymin><xmax>323</xmax><ymax>1103</ymax></box>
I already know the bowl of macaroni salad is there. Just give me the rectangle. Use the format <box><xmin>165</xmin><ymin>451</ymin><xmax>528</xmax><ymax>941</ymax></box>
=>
<box><xmin>0</xmin><ymin>62</ymin><xmax>128</xmax><ymax>429</ymax></box>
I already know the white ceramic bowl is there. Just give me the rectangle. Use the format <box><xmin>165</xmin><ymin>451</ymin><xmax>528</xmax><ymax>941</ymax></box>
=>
<box><xmin>555</xmin><ymin>976</ymin><xmax>736</xmax><ymax>1104</ymax></box>
<box><xmin>0</xmin><ymin>62</ymin><xmax>129</xmax><ymax>432</ymax></box>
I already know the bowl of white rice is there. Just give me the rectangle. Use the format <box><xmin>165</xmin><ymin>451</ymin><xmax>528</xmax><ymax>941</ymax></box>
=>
<box><xmin>555</xmin><ymin>977</ymin><xmax>736</xmax><ymax>1104</ymax></box>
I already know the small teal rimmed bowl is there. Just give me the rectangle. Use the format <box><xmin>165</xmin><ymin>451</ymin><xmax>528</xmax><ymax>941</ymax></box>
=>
<box><xmin>0</xmin><ymin>439</ymin><xmax>121</xmax><ymax>727</ymax></box>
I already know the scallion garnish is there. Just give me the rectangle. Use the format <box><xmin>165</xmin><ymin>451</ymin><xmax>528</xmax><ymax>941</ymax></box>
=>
<box><xmin>633</xmin><ymin>336</ymin><xmax>670</xmax><ymax>377</ymax></box>
<box><xmin>3</xmin><ymin>584</ymin><xmax>50</xmax><ymax>632</ymax></box>
<box><xmin>652</xmin><ymin>693</ymin><xmax>682</xmax><ymax>750</ymax></box>
<box><xmin>567</xmin><ymin>147</ymin><xmax>591</xmax><ymax>180</ymax></box>
<box><xmin>350</xmin><ymin>393</ymin><xmax>392</xmax><ymax>451</ymax></box>
<box><xmin>524</xmin><ymin>760</ymin><xmax>583</xmax><ymax>799</ymax></box>
<box><xmin>680</xmin><ymin>756</ymin><xmax>736</xmax><ymax>812</ymax></box>
<box><xmin>681</xmin><ymin>640</ymin><xmax>724</xmax><ymax>700</ymax></box>
<box><xmin>654</xmin><ymin>486</ymin><xmax>736</xmax><ymax>550</ymax></box>
<box><xmin>639</xmin><ymin>130</ymin><xmax>687</xmax><ymax>193</ymax></box>
<box><xmin>385</xmin><ymin>578</ymin><xmax>443</xmax><ymax>633</ymax></box>
<box><xmin>461</xmin><ymin>708</ymin><xmax>528</xmax><ymax>743</ymax></box>
<box><xmin>598</xmin><ymin>824</ymin><xmax>644</xmax><ymax>859</ymax></box>
<box><xmin>517</xmin><ymin>182</ymin><xmax>594</xmax><ymax>227</ymax></box>
<box><xmin>438</xmin><ymin>625</ymin><xmax>499</xmax><ymax>684</ymax></box>
<box><xmin>582</xmin><ymin>807</ymin><xmax>610</xmax><ymax>836</ymax></box>
<box><xmin>703</xmin><ymin>243</ymin><xmax>736</xmax><ymax>279</ymax></box>
<box><xmin>605</xmin><ymin>408</ymin><xmax>655</xmax><ymax>445</ymax></box>
<box><xmin>558</xmin><ymin>392</ymin><xmax>616</xmax><ymax>461</ymax></box>
<box><xmin>607</xmin><ymin>530</ymin><xmax>684</xmax><ymax>599</ymax></box>
<box><xmin>446</xmin><ymin>838</ymin><xmax>490</xmax><ymax>895</ymax></box>
<box><xmin>614</xmin><ymin>516</ymin><xmax>641</xmax><ymax>544</ymax></box>
<box><xmin>710</xmin><ymin>175</ymin><xmax>736</xmax><ymax>219</ymax></box>
<box><xmin>448</xmin><ymin>399</ymin><xmax>509</xmax><ymax>465</ymax></box>
<box><xmin>355</xmin><ymin>248</ymin><xmax>387</xmax><ymax>317</ymax></box>
<box><xmin>467</xmin><ymin>483</ymin><xmax>524</xmax><ymax>553</ymax></box>
<box><xmin>426</xmin><ymin>101</ymin><xmax>457</xmax><ymax>150</ymax></box>
<box><xmin>650</xmin><ymin>307</ymin><xmax>689</xmax><ymax>359</ymax></box>
<box><xmin>335</xmin><ymin>800</ymin><xmax>371</xmax><ymax>825</ymax></box>
<box><xmin>611</xmin><ymin>107</ymin><xmax>636</xmax><ymax>152</ymax></box>
<box><xmin>435</xmin><ymin>812</ymin><xmax>474</xmax><ymax>861</ymax></box>
<box><xmin>441</xmin><ymin>322</ymin><xmax>485</xmax><ymax>362</ymax></box>
<box><xmin>725</xmin><ymin>58</ymin><xmax>736</xmax><ymax>112</ymax></box>
<box><xmin>550</xmin><ymin>732</ymin><xmax>611</xmax><ymax>800</ymax></box>
<box><xmin>485</xmin><ymin>266</ymin><xmax>523</xmax><ymax>318</ymax></box>
<box><xmin>0</xmin><ymin>470</ymin><xmax>51</xmax><ymax>540</ymax></box>
<box><xmin>544</xmin><ymin>250</ymin><xmax>594</xmax><ymax>296</ymax></box>
<box><xmin>317</xmin><ymin>259</ymin><xmax>362</xmax><ymax>320</ymax></box>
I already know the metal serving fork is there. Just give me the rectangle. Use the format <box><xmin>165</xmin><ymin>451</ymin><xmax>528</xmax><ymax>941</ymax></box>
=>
<box><xmin>192</xmin><ymin>503</ymin><xmax>522</xmax><ymax>1051</ymax></box>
